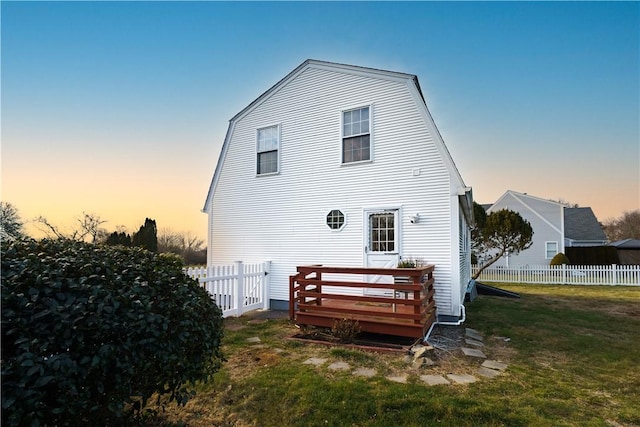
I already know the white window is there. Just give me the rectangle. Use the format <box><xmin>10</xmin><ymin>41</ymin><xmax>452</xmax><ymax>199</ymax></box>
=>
<box><xmin>257</xmin><ymin>125</ymin><xmax>279</xmax><ymax>175</ymax></box>
<box><xmin>369</xmin><ymin>212</ymin><xmax>396</xmax><ymax>252</ymax></box>
<box><xmin>342</xmin><ymin>106</ymin><xmax>371</xmax><ymax>163</ymax></box>
<box><xmin>326</xmin><ymin>210</ymin><xmax>345</xmax><ymax>230</ymax></box>
<box><xmin>545</xmin><ymin>241</ymin><xmax>558</xmax><ymax>259</ymax></box>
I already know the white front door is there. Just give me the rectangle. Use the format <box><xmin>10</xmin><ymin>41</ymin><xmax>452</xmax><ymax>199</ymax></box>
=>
<box><xmin>364</xmin><ymin>209</ymin><xmax>400</xmax><ymax>295</ymax></box>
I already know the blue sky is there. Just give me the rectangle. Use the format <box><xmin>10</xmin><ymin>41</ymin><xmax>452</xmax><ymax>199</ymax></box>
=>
<box><xmin>2</xmin><ymin>1</ymin><xmax>638</xmax><ymax>240</ymax></box>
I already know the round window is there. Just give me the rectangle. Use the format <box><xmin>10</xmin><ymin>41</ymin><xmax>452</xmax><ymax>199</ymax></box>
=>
<box><xmin>326</xmin><ymin>209</ymin><xmax>345</xmax><ymax>230</ymax></box>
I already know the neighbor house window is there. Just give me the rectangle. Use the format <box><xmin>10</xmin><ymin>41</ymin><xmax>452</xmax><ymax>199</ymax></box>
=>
<box><xmin>342</xmin><ymin>106</ymin><xmax>370</xmax><ymax>163</ymax></box>
<box><xmin>257</xmin><ymin>125</ymin><xmax>279</xmax><ymax>175</ymax></box>
<box><xmin>545</xmin><ymin>241</ymin><xmax>558</xmax><ymax>259</ymax></box>
<box><xmin>326</xmin><ymin>209</ymin><xmax>345</xmax><ymax>230</ymax></box>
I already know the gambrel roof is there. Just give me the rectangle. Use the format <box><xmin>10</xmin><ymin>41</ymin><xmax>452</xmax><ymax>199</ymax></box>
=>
<box><xmin>202</xmin><ymin>59</ymin><xmax>470</xmax><ymax>214</ymax></box>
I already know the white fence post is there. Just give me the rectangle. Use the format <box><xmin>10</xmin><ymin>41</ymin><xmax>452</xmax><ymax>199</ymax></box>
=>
<box><xmin>235</xmin><ymin>261</ymin><xmax>244</xmax><ymax>313</ymax></box>
<box><xmin>263</xmin><ymin>261</ymin><xmax>271</xmax><ymax>310</ymax></box>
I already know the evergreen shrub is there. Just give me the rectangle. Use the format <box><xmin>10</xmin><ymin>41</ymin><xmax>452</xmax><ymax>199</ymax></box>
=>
<box><xmin>550</xmin><ymin>252</ymin><xmax>571</xmax><ymax>265</ymax></box>
<box><xmin>1</xmin><ymin>239</ymin><xmax>224</xmax><ymax>426</ymax></box>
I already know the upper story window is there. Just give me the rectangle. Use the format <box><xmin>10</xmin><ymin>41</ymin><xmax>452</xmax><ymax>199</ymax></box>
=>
<box><xmin>342</xmin><ymin>106</ymin><xmax>371</xmax><ymax>163</ymax></box>
<box><xmin>257</xmin><ymin>125</ymin><xmax>279</xmax><ymax>175</ymax></box>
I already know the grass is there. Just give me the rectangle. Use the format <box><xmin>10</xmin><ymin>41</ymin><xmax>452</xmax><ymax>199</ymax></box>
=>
<box><xmin>151</xmin><ymin>284</ymin><xmax>640</xmax><ymax>426</ymax></box>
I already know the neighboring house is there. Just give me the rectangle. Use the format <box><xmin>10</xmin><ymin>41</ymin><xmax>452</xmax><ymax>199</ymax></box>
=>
<box><xmin>486</xmin><ymin>190</ymin><xmax>607</xmax><ymax>266</ymax></box>
<box><xmin>609</xmin><ymin>239</ymin><xmax>640</xmax><ymax>265</ymax></box>
<box><xmin>202</xmin><ymin>59</ymin><xmax>473</xmax><ymax>322</ymax></box>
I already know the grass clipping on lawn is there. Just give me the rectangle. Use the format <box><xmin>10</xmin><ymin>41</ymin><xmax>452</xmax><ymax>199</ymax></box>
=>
<box><xmin>150</xmin><ymin>285</ymin><xmax>640</xmax><ymax>427</ymax></box>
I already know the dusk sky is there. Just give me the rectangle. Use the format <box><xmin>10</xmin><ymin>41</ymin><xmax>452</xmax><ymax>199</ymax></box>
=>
<box><xmin>2</xmin><ymin>1</ymin><xmax>638</xmax><ymax>241</ymax></box>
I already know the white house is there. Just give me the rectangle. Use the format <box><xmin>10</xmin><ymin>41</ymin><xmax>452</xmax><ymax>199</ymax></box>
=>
<box><xmin>202</xmin><ymin>60</ymin><xmax>473</xmax><ymax>322</ymax></box>
<box><xmin>486</xmin><ymin>190</ymin><xmax>607</xmax><ymax>266</ymax></box>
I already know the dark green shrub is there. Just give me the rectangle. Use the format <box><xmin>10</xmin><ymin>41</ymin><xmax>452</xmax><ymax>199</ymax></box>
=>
<box><xmin>565</xmin><ymin>246</ymin><xmax>620</xmax><ymax>265</ymax></box>
<box><xmin>550</xmin><ymin>252</ymin><xmax>571</xmax><ymax>265</ymax></box>
<box><xmin>1</xmin><ymin>238</ymin><xmax>224</xmax><ymax>426</ymax></box>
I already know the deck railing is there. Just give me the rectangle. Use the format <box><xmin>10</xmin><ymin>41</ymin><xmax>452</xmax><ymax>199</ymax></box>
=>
<box><xmin>289</xmin><ymin>265</ymin><xmax>436</xmax><ymax>339</ymax></box>
<box><xmin>472</xmin><ymin>264</ymin><xmax>640</xmax><ymax>286</ymax></box>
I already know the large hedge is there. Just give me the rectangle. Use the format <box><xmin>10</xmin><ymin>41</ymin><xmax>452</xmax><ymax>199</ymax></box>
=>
<box><xmin>1</xmin><ymin>239</ymin><xmax>224</xmax><ymax>426</ymax></box>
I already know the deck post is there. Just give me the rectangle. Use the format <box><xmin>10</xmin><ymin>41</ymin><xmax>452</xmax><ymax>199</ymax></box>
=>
<box><xmin>289</xmin><ymin>273</ymin><xmax>297</xmax><ymax>320</ymax></box>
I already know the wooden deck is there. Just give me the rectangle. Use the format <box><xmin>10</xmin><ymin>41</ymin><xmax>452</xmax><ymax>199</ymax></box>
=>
<box><xmin>289</xmin><ymin>265</ymin><xmax>436</xmax><ymax>339</ymax></box>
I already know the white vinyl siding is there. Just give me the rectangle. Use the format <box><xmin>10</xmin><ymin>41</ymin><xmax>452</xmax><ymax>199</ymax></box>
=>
<box><xmin>208</xmin><ymin>64</ymin><xmax>465</xmax><ymax>317</ymax></box>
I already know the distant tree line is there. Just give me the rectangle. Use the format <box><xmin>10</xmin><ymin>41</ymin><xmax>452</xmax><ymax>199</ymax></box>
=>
<box><xmin>0</xmin><ymin>202</ymin><xmax>206</xmax><ymax>265</ymax></box>
<box><xmin>603</xmin><ymin>210</ymin><xmax>640</xmax><ymax>241</ymax></box>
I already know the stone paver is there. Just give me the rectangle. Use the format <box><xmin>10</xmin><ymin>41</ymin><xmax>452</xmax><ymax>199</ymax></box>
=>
<box><xmin>353</xmin><ymin>367</ymin><xmax>377</xmax><ymax>378</ymax></box>
<box><xmin>446</xmin><ymin>373</ymin><xmax>478</xmax><ymax>384</ymax></box>
<box><xmin>412</xmin><ymin>346</ymin><xmax>432</xmax><ymax>359</ymax></box>
<box><xmin>482</xmin><ymin>360</ymin><xmax>508</xmax><ymax>371</ymax></box>
<box><xmin>477</xmin><ymin>366</ymin><xmax>502</xmax><ymax>379</ymax></box>
<box><xmin>412</xmin><ymin>357</ymin><xmax>435</xmax><ymax>369</ymax></box>
<box><xmin>297</xmin><ymin>327</ymin><xmax>504</xmax><ymax>388</ymax></box>
<box><xmin>461</xmin><ymin>347</ymin><xmax>487</xmax><ymax>359</ymax></box>
<box><xmin>386</xmin><ymin>374</ymin><xmax>408</xmax><ymax>384</ymax></box>
<box><xmin>465</xmin><ymin>338</ymin><xmax>484</xmax><ymax>347</ymax></box>
<box><xmin>245</xmin><ymin>336</ymin><xmax>261</xmax><ymax>343</ymax></box>
<box><xmin>250</xmin><ymin>344</ymin><xmax>268</xmax><ymax>349</ymax></box>
<box><xmin>420</xmin><ymin>375</ymin><xmax>450</xmax><ymax>386</ymax></box>
<box><xmin>303</xmin><ymin>357</ymin><xmax>328</xmax><ymax>366</ymax></box>
<box><xmin>465</xmin><ymin>328</ymin><xmax>483</xmax><ymax>341</ymax></box>
<box><xmin>328</xmin><ymin>361</ymin><xmax>351</xmax><ymax>371</ymax></box>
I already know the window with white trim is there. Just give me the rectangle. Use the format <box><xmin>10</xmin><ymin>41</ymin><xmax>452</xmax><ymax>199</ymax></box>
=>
<box><xmin>369</xmin><ymin>212</ymin><xmax>395</xmax><ymax>252</ymax></box>
<box><xmin>257</xmin><ymin>125</ymin><xmax>279</xmax><ymax>175</ymax></box>
<box><xmin>326</xmin><ymin>210</ymin><xmax>345</xmax><ymax>230</ymax></box>
<box><xmin>545</xmin><ymin>241</ymin><xmax>558</xmax><ymax>259</ymax></box>
<box><xmin>342</xmin><ymin>106</ymin><xmax>370</xmax><ymax>163</ymax></box>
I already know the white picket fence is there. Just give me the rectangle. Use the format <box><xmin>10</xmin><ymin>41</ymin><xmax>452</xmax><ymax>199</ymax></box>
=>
<box><xmin>185</xmin><ymin>261</ymin><xmax>271</xmax><ymax>317</ymax></box>
<box><xmin>471</xmin><ymin>264</ymin><xmax>640</xmax><ymax>286</ymax></box>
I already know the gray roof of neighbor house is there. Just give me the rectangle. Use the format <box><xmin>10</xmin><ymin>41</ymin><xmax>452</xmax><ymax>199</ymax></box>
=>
<box><xmin>564</xmin><ymin>207</ymin><xmax>607</xmax><ymax>241</ymax></box>
<box><xmin>609</xmin><ymin>239</ymin><xmax>640</xmax><ymax>249</ymax></box>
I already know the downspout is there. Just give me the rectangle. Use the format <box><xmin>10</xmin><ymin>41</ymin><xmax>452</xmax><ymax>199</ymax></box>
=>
<box><xmin>424</xmin><ymin>304</ymin><xmax>466</xmax><ymax>342</ymax></box>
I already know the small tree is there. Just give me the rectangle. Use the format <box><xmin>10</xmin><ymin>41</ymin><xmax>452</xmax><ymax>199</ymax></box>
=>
<box><xmin>34</xmin><ymin>212</ymin><xmax>107</xmax><ymax>242</ymax></box>
<box><xmin>470</xmin><ymin>202</ymin><xmax>488</xmax><ymax>260</ymax></box>
<box><xmin>132</xmin><ymin>218</ymin><xmax>158</xmax><ymax>252</ymax></box>
<box><xmin>0</xmin><ymin>202</ymin><xmax>24</xmax><ymax>241</ymax></box>
<box><xmin>472</xmin><ymin>209</ymin><xmax>534</xmax><ymax>279</ymax></box>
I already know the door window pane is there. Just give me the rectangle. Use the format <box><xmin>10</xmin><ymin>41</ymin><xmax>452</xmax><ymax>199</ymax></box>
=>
<box><xmin>369</xmin><ymin>212</ymin><xmax>396</xmax><ymax>253</ymax></box>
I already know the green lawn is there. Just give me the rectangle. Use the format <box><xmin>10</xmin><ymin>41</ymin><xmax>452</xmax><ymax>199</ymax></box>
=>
<box><xmin>153</xmin><ymin>284</ymin><xmax>640</xmax><ymax>426</ymax></box>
